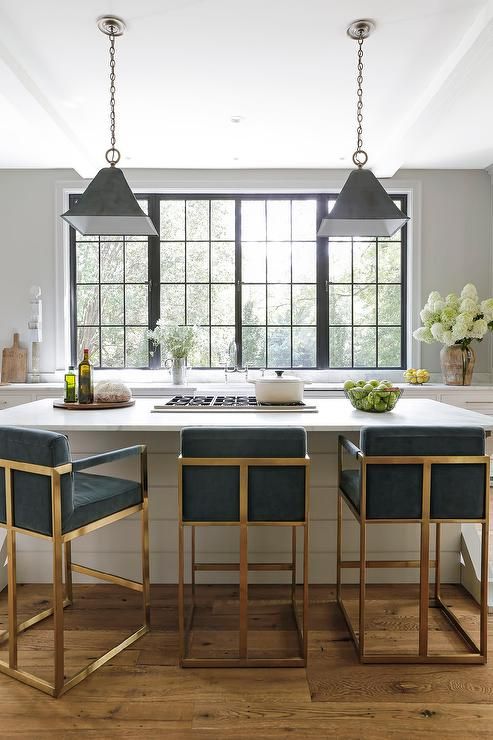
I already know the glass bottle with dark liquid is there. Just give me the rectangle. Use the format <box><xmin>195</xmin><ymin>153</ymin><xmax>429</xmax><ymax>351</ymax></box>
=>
<box><xmin>78</xmin><ymin>348</ymin><xmax>94</xmax><ymax>404</ymax></box>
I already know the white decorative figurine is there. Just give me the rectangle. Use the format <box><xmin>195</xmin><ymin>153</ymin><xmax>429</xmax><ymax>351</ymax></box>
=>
<box><xmin>28</xmin><ymin>285</ymin><xmax>42</xmax><ymax>383</ymax></box>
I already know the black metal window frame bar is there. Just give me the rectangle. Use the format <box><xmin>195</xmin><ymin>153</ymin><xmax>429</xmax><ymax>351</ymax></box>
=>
<box><xmin>69</xmin><ymin>192</ymin><xmax>408</xmax><ymax>370</ymax></box>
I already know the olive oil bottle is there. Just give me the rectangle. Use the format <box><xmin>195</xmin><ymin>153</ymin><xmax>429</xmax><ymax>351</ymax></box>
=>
<box><xmin>64</xmin><ymin>365</ymin><xmax>77</xmax><ymax>403</ymax></box>
<box><xmin>78</xmin><ymin>349</ymin><xmax>94</xmax><ymax>404</ymax></box>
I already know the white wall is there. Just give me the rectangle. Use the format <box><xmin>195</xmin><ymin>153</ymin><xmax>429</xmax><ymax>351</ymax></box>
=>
<box><xmin>0</xmin><ymin>167</ymin><xmax>491</xmax><ymax>376</ymax></box>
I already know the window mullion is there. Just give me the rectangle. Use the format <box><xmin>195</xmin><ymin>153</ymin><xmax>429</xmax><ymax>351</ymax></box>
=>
<box><xmin>235</xmin><ymin>198</ymin><xmax>242</xmax><ymax>366</ymax></box>
<box><xmin>148</xmin><ymin>195</ymin><xmax>161</xmax><ymax>369</ymax></box>
<box><xmin>316</xmin><ymin>195</ymin><xmax>329</xmax><ymax>369</ymax></box>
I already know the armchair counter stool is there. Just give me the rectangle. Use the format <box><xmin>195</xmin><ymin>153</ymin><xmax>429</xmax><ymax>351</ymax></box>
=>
<box><xmin>178</xmin><ymin>426</ymin><xmax>310</xmax><ymax>667</ymax></box>
<box><xmin>0</xmin><ymin>426</ymin><xmax>150</xmax><ymax>697</ymax></box>
<box><xmin>337</xmin><ymin>426</ymin><xmax>489</xmax><ymax>664</ymax></box>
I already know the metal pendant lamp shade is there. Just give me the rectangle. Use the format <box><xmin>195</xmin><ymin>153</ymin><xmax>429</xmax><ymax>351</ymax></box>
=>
<box><xmin>61</xmin><ymin>16</ymin><xmax>157</xmax><ymax>237</ymax></box>
<box><xmin>62</xmin><ymin>166</ymin><xmax>157</xmax><ymax>236</ymax></box>
<box><xmin>317</xmin><ymin>168</ymin><xmax>408</xmax><ymax>238</ymax></box>
<box><xmin>318</xmin><ymin>20</ymin><xmax>409</xmax><ymax>239</ymax></box>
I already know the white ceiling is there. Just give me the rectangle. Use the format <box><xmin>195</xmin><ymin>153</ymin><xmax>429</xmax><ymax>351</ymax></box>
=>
<box><xmin>0</xmin><ymin>0</ymin><xmax>492</xmax><ymax>176</ymax></box>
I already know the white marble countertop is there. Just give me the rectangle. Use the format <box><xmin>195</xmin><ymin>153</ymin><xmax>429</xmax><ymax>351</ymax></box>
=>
<box><xmin>0</xmin><ymin>397</ymin><xmax>492</xmax><ymax>432</ymax></box>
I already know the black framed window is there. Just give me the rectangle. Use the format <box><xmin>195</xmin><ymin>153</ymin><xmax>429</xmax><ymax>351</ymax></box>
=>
<box><xmin>69</xmin><ymin>193</ymin><xmax>408</xmax><ymax>369</ymax></box>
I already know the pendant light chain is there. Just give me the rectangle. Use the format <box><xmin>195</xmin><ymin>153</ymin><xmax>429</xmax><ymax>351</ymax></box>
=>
<box><xmin>106</xmin><ymin>26</ymin><xmax>121</xmax><ymax>166</ymax></box>
<box><xmin>353</xmin><ymin>31</ymin><xmax>368</xmax><ymax>168</ymax></box>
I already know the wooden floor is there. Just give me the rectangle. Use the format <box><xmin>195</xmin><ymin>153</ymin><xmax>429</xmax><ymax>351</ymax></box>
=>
<box><xmin>0</xmin><ymin>583</ymin><xmax>492</xmax><ymax>739</ymax></box>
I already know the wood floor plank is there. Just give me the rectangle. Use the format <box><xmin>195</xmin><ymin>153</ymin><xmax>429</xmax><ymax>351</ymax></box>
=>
<box><xmin>0</xmin><ymin>583</ymin><xmax>492</xmax><ymax>739</ymax></box>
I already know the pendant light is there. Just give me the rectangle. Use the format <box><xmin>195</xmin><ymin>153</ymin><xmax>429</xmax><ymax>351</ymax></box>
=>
<box><xmin>61</xmin><ymin>17</ymin><xmax>157</xmax><ymax>236</ymax></box>
<box><xmin>318</xmin><ymin>20</ymin><xmax>408</xmax><ymax>238</ymax></box>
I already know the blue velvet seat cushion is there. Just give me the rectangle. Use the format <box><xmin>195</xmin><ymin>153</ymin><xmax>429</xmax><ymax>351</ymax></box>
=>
<box><xmin>340</xmin><ymin>426</ymin><xmax>486</xmax><ymax>520</ymax></box>
<box><xmin>63</xmin><ymin>473</ymin><xmax>142</xmax><ymax>533</ymax></box>
<box><xmin>181</xmin><ymin>427</ymin><xmax>306</xmax><ymax>522</ymax></box>
<box><xmin>0</xmin><ymin>426</ymin><xmax>73</xmax><ymax>536</ymax></box>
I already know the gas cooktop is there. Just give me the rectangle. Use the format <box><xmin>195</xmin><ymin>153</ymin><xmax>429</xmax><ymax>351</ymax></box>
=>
<box><xmin>152</xmin><ymin>395</ymin><xmax>318</xmax><ymax>412</ymax></box>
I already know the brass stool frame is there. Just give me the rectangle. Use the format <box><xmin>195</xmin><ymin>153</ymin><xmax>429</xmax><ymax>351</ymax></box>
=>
<box><xmin>0</xmin><ymin>446</ymin><xmax>150</xmax><ymax>697</ymax></box>
<box><xmin>337</xmin><ymin>435</ymin><xmax>490</xmax><ymax>664</ymax></box>
<box><xmin>178</xmin><ymin>455</ymin><xmax>310</xmax><ymax>667</ymax></box>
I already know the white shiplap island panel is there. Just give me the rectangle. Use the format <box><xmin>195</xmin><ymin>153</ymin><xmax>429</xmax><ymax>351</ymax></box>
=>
<box><xmin>0</xmin><ymin>397</ymin><xmax>491</xmax><ymax>586</ymax></box>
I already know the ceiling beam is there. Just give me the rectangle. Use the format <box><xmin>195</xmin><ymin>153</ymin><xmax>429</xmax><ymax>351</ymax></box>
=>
<box><xmin>373</xmin><ymin>0</ymin><xmax>493</xmax><ymax>177</ymax></box>
<box><xmin>0</xmin><ymin>11</ymin><xmax>97</xmax><ymax>177</ymax></box>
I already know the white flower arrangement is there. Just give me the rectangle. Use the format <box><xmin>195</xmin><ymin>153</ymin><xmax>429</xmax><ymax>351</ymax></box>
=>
<box><xmin>148</xmin><ymin>320</ymin><xmax>198</xmax><ymax>359</ymax></box>
<box><xmin>413</xmin><ymin>283</ymin><xmax>493</xmax><ymax>349</ymax></box>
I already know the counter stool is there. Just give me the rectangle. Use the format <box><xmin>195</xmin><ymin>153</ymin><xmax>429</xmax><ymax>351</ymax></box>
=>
<box><xmin>0</xmin><ymin>426</ymin><xmax>150</xmax><ymax>697</ymax></box>
<box><xmin>178</xmin><ymin>426</ymin><xmax>310</xmax><ymax>667</ymax></box>
<box><xmin>337</xmin><ymin>426</ymin><xmax>489</xmax><ymax>664</ymax></box>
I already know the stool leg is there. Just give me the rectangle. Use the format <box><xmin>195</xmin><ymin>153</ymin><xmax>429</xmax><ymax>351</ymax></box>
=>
<box><xmin>141</xmin><ymin>502</ymin><xmax>151</xmax><ymax>630</ymax></box>
<box><xmin>480</xmin><ymin>520</ymin><xmax>488</xmax><ymax>657</ymax></box>
<box><xmin>303</xmin><ymin>522</ymin><xmax>309</xmax><ymax>664</ymax></box>
<box><xmin>64</xmin><ymin>542</ymin><xmax>73</xmax><ymax>604</ymax></box>
<box><xmin>358</xmin><ymin>519</ymin><xmax>366</xmax><ymax>659</ymax></box>
<box><xmin>191</xmin><ymin>526</ymin><xmax>196</xmax><ymax>605</ymax></box>
<box><xmin>7</xmin><ymin>529</ymin><xmax>17</xmax><ymax>670</ymax></box>
<box><xmin>336</xmin><ymin>491</ymin><xmax>342</xmax><ymax>604</ymax></box>
<box><xmin>239</xmin><ymin>465</ymin><xmax>248</xmax><ymax>660</ymax></box>
<box><xmin>291</xmin><ymin>526</ymin><xmax>296</xmax><ymax>604</ymax></box>
<box><xmin>178</xmin><ymin>522</ymin><xmax>185</xmax><ymax>664</ymax></box>
<box><xmin>434</xmin><ymin>523</ymin><xmax>441</xmax><ymax>601</ymax></box>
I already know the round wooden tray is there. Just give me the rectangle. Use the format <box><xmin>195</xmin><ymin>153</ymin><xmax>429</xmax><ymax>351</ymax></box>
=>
<box><xmin>53</xmin><ymin>399</ymin><xmax>135</xmax><ymax>410</ymax></box>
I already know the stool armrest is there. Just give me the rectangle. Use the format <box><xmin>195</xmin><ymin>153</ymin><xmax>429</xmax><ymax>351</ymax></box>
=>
<box><xmin>338</xmin><ymin>435</ymin><xmax>363</xmax><ymax>460</ymax></box>
<box><xmin>72</xmin><ymin>445</ymin><xmax>146</xmax><ymax>472</ymax></box>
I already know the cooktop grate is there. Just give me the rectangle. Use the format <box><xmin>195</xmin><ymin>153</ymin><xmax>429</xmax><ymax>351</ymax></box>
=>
<box><xmin>152</xmin><ymin>395</ymin><xmax>317</xmax><ymax>412</ymax></box>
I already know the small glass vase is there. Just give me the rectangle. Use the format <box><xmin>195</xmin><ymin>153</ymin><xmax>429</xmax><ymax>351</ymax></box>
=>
<box><xmin>440</xmin><ymin>345</ymin><xmax>475</xmax><ymax>386</ymax></box>
<box><xmin>164</xmin><ymin>357</ymin><xmax>188</xmax><ymax>385</ymax></box>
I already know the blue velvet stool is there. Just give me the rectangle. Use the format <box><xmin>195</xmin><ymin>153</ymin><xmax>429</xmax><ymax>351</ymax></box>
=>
<box><xmin>337</xmin><ymin>426</ymin><xmax>489</xmax><ymax>664</ymax></box>
<box><xmin>0</xmin><ymin>426</ymin><xmax>150</xmax><ymax>696</ymax></box>
<box><xmin>178</xmin><ymin>426</ymin><xmax>310</xmax><ymax>667</ymax></box>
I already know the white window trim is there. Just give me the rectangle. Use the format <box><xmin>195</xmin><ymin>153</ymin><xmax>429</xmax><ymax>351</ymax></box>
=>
<box><xmin>54</xmin><ymin>173</ymin><xmax>421</xmax><ymax>380</ymax></box>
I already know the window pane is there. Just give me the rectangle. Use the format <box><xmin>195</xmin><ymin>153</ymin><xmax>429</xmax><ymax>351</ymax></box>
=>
<box><xmin>378</xmin><ymin>327</ymin><xmax>401</xmax><ymax>367</ymax></box>
<box><xmin>77</xmin><ymin>327</ymin><xmax>100</xmax><ymax>367</ymax></box>
<box><xmin>242</xmin><ymin>242</ymin><xmax>266</xmax><ymax>282</ymax></box>
<box><xmin>354</xmin><ymin>327</ymin><xmax>376</xmax><ymax>367</ymax></box>
<box><xmin>101</xmin><ymin>327</ymin><xmax>124</xmax><ymax>367</ymax></box>
<box><xmin>242</xmin><ymin>326</ymin><xmax>266</xmax><ymax>367</ymax></box>
<box><xmin>353</xmin><ymin>285</ymin><xmax>376</xmax><ymax>325</ymax></box>
<box><xmin>76</xmin><ymin>243</ymin><xmax>99</xmax><ymax>283</ymax></box>
<box><xmin>267</xmin><ymin>242</ymin><xmax>291</xmax><ymax>283</ymax></box>
<box><xmin>267</xmin><ymin>327</ymin><xmax>291</xmax><ymax>367</ymax></box>
<box><xmin>161</xmin><ymin>242</ymin><xmax>185</xmax><ymax>283</ymax></box>
<box><xmin>329</xmin><ymin>243</ymin><xmax>352</xmax><ymax>283</ymax></box>
<box><xmin>125</xmin><ymin>284</ymin><xmax>148</xmax><ymax>325</ymax></box>
<box><xmin>161</xmin><ymin>200</ymin><xmax>185</xmax><ymax>240</ymax></box>
<box><xmin>291</xmin><ymin>200</ymin><xmax>316</xmax><ymax>240</ymax></box>
<box><xmin>125</xmin><ymin>242</ymin><xmax>148</xmax><ymax>282</ymax></box>
<box><xmin>329</xmin><ymin>326</ymin><xmax>351</xmax><ymax>367</ymax></box>
<box><xmin>378</xmin><ymin>285</ymin><xmax>401</xmax><ymax>325</ymax></box>
<box><xmin>126</xmin><ymin>327</ymin><xmax>148</xmax><ymax>367</ymax></box>
<box><xmin>293</xmin><ymin>327</ymin><xmax>316</xmax><ymax>367</ymax></box>
<box><xmin>267</xmin><ymin>284</ymin><xmax>291</xmax><ymax>325</ymax></box>
<box><xmin>292</xmin><ymin>284</ymin><xmax>316</xmax><ymax>325</ymax></box>
<box><xmin>329</xmin><ymin>285</ymin><xmax>351</xmax><ymax>325</ymax></box>
<box><xmin>211</xmin><ymin>200</ymin><xmax>235</xmax><ymax>240</ymax></box>
<box><xmin>266</xmin><ymin>200</ymin><xmax>290</xmax><ymax>241</ymax></box>
<box><xmin>211</xmin><ymin>284</ymin><xmax>235</xmax><ymax>325</ymax></box>
<box><xmin>211</xmin><ymin>326</ymin><xmax>235</xmax><ymax>366</ymax></box>
<box><xmin>292</xmin><ymin>242</ymin><xmax>316</xmax><ymax>282</ymax></box>
<box><xmin>187</xmin><ymin>284</ymin><xmax>209</xmax><ymax>324</ymax></box>
<box><xmin>187</xmin><ymin>326</ymin><xmax>210</xmax><ymax>366</ymax></box>
<box><xmin>186</xmin><ymin>242</ymin><xmax>209</xmax><ymax>282</ymax></box>
<box><xmin>160</xmin><ymin>284</ymin><xmax>185</xmax><ymax>324</ymax></box>
<box><xmin>186</xmin><ymin>200</ymin><xmax>209</xmax><ymax>240</ymax></box>
<box><xmin>101</xmin><ymin>285</ymin><xmax>124</xmax><ymax>325</ymax></box>
<box><xmin>77</xmin><ymin>285</ymin><xmax>99</xmax><ymax>325</ymax></box>
<box><xmin>242</xmin><ymin>284</ymin><xmax>266</xmax><ymax>325</ymax></box>
<box><xmin>353</xmin><ymin>242</ymin><xmax>376</xmax><ymax>283</ymax></box>
<box><xmin>378</xmin><ymin>242</ymin><xmax>401</xmax><ymax>282</ymax></box>
<box><xmin>211</xmin><ymin>242</ymin><xmax>235</xmax><ymax>282</ymax></box>
<box><xmin>241</xmin><ymin>200</ymin><xmax>265</xmax><ymax>241</ymax></box>
<box><xmin>100</xmin><ymin>242</ymin><xmax>123</xmax><ymax>283</ymax></box>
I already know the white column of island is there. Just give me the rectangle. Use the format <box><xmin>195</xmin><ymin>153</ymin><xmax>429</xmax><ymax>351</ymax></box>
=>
<box><xmin>0</xmin><ymin>397</ymin><xmax>491</xmax><ymax>588</ymax></box>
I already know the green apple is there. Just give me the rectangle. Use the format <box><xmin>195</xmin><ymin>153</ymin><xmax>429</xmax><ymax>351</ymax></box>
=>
<box><xmin>343</xmin><ymin>380</ymin><xmax>355</xmax><ymax>390</ymax></box>
<box><xmin>369</xmin><ymin>380</ymin><xmax>380</xmax><ymax>387</ymax></box>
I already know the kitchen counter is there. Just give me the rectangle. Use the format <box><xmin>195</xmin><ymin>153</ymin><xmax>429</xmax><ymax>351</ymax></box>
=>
<box><xmin>0</xmin><ymin>396</ymin><xmax>491</xmax><ymax>432</ymax></box>
<box><xmin>0</xmin><ymin>397</ymin><xmax>490</xmax><ymax>589</ymax></box>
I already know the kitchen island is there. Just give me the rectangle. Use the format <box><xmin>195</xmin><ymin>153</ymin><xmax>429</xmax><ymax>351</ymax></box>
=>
<box><xmin>0</xmin><ymin>397</ymin><xmax>491</xmax><ymax>587</ymax></box>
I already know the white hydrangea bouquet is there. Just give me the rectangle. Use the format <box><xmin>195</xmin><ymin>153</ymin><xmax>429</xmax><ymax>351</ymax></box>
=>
<box><xmin>413</xmin><ymin>283</ymin><xmax>493</xmax><ymax>349</ymax></box>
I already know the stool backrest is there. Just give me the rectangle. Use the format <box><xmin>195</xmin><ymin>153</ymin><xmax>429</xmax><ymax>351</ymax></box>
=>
<box><xmin>180</xmin><ymin>426</ymin><xmax>307</xmax><ymax>522</ymax></box>
<box><xmin>0</xmin><ymin>426</ymin><xmax>73</xmax><ymax>536</ymax></box>
<box><xmin>361</xmin><ymin>425</ymin><xmax>486</xmax><ymax>519</ymax></box>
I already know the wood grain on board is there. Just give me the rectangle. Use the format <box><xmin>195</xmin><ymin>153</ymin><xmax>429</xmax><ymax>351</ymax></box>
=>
<box><xmin>1</xmin><ymin>332</ymin><xmax>27</xmax><ymax>383</ymax></box>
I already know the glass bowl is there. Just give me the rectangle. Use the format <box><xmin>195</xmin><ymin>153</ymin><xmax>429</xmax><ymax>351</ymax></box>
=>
<box><xmin>344</xmin><ymin>387</ymin><xmax>402</xmax><ymax>413</ymax></box>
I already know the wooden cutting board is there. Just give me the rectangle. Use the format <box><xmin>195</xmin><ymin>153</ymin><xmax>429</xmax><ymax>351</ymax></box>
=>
<box><xmin>2</xmin><ymin>333</ymin><xmax>27</xmax><ymax>383</ymax></box>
